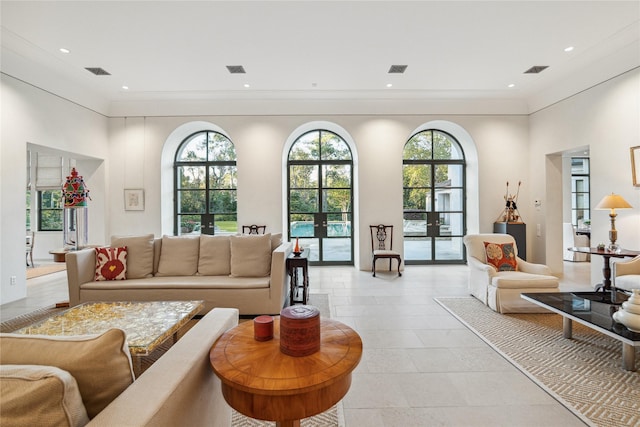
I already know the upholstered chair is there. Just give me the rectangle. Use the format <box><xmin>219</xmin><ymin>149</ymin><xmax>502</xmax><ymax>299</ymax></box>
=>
<box><xmin>463</xmin><ymin>233</ymin><xmax>560</xmax><ymax>313</ymax></box>
<box><xmin>562</xmin><ymin>223</ymin><xmax>590</xmax><ymax>262</ymax></box>
<box><xmin>613</xmin><ymin>255</ymin><xmax>640</xmax><ymax>292</ymax></box>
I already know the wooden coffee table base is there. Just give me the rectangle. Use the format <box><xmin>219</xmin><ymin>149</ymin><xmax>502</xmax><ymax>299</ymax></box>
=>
<box><xmin>210</xmin><ymin>317</ymin><xmax>362</xmax><ymax>426</ymax></box>
<box><xmin>221</xmin><ymin>377</ymin><xmax>351</xmax><ymax>427</ymax></box>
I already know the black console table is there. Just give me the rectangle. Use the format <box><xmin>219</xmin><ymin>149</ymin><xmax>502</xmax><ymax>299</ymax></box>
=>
<box><xmin>286</xmin><ymin>250</ymin><xmax>309</xmax><ymax>305</ymax></box>
<box><xmin>493</xmin><ymin>222</ymin><xmax>526</xmax><ymax>260</ymax></box>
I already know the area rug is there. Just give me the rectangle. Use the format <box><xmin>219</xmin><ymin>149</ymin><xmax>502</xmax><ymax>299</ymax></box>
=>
<box><xmin>0</xmin><ymin>305</ymin><xmax>66</xmax><ymax>333</ymax></box>
<box><xmin>26</xmin><ymin>263</ymin><xmax>66</xmax><ymax>279</ymax></box>
<box><xmin>232</xmin><ymin>293</ymin><xmax>344</xmax><ymax>427</ymax></box>
<box><xmin>435</xmin><ymin>297</ymin><xmax>640</xmax><ymax>427</ymax></box>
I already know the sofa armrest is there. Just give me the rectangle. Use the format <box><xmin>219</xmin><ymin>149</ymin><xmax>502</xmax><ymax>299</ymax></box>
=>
<box><xmin>269</xmin><ymin>242</ymin><xmax>293</xmax><ymax>309</ymax></box>
<box><xmin>65</xmin><ymin>249</ymin><xmax>97</xmax><ymax>307</ymax></box>
<box><xmin>516</xmin><ymin>257</ymin><xmax>553</xmax><ymax>275</ymax></box>
<box><xmin>87</xmin><ymin>308</ymin><xmax>239</xmax><ymax>427</ymax></box>
<box><xmin>467</xmin><ymin>256</ymin><xmax>496</xmax><ymax>304</ymax></box>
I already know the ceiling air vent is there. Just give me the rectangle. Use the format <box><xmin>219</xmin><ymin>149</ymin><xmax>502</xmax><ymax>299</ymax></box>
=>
<box><xmin>388</xmin><ymin>65</ymin><xmax>408</xmax><ymax>74</ymax></box>
<box><xmin>524</xmin><ymin>65</ymin><xmax>549</xmax><ymax>74</ymax></box>
<box><xmin>226</xmin><ymin>65</ymin><xmax>246</xmax><ymax>74</ymax></box>
<box><xmin>85</xmin><ymin>67</ymin><xmax>111</xmax><ymax>76</ymax></box>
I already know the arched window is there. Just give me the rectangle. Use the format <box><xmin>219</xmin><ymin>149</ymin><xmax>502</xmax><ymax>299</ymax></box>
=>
<box><xmin>174</xmin><ymin>130</ymin><xmax>237</xmax><ymax>235</ymax></box>
<box><xmin>287</xmin><ymin>129</ymin><xmax>353</xmax><ymax>264</ymax></box>
<box><xmin>403</xmin><ymin>129</ymin><xmax>466</xmax><ymax>264</ymax></box>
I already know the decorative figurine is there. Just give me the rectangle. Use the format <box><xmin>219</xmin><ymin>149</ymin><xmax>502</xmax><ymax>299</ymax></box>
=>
<box><xmin>496</xmin><ymin>181</ymin><xmax>523</xmax><ymax>223</ymax></box>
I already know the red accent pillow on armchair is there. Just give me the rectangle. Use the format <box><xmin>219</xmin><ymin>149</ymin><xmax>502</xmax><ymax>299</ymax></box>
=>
<box><xmin>95</xmin><ymin>247</ymin><xmax>127</xmax><ymax>281</ymax></box>
<box><xmin>483</xmin><ymin>242</ymin><xmax>517</xmax><ymax>272</ymax></box>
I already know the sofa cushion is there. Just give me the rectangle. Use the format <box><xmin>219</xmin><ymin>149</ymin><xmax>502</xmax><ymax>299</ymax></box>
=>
<box><xmin>616</xmin><ymin>275</ymin><xmax>640</xmax><ymax>291</ymax></box>
<box><xmin>491</xmin><ymin>272</ymin><xmax>559</xmax><ymax>289</ymax></box>
<box><xmin>230</xmin><ymin>233</ymin><xmax>272</xmax><ymax>277</ymax></box>
<box><xmin>484</xmin><ymin>242</ymin><xmax>517</xmax><ymax>271</ymax></box>
<box><xmin>95</xmin><ymin>246</ymin><xmax>127</xmax><ymax>281</ymax></box>
<box><xmin>0</xmin><ymin>329</ymin><xmax>135</xmax><ymax>419</ymax></box>
<box><xmin>156</xmin><ymin>235</ymin><xmax>200</xmax><ymax>276</ymax></box>
<box><xmin>198</xmin><ymin>235</ymin><xmax>231</xmax><ymax>276</ymax></box>
<box><xmin>111</xmin><ymin>234</ymin><xmax>154</xmax><ymax>279</ymax></box>
<box><xmin>0</xmin><ymin>364</ymin><xmax>89</xmax><ymax>427</ymax></box>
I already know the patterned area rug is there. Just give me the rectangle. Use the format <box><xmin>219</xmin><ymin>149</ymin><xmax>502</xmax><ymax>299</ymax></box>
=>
<box><xmin>232</xmin><ymin>293</ymin><xmax>344</xmax><ymax>427</ymax></box>
<box><xmin>435</xmin><ymin>297</ymin><xmax>640</xmax><ymax>427</ymax></box>
<box><xmin>26</xmin><ymin>263</ymin><xmax>66</xmax><ymax>279</ymax></box>
<box><xmin>0</xmin><ymin>305</ymin><xmax>66</xmax><ymax>332</ymax></box>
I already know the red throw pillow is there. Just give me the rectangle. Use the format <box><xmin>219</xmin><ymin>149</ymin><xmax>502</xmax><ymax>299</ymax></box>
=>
<box><xmin>95</xmin><ymin>247</ymin><xmax>127</xmax><ymax>281</ymax></box>
<box><xmin>483</xmin><ymin>242</ymin><xmax>517</xmax><ymax>272</ymax></box>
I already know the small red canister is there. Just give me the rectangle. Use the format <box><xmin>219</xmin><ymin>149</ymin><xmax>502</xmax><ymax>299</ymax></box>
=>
<box><xmin>279</xmin><ymin>305</ymin><xmax>320</xmax><ymax>356</ymax></box>
<box><xmin>253</xmin><ymin>315</ymin><xmax>274</xmax><ymax>341</ymax></box>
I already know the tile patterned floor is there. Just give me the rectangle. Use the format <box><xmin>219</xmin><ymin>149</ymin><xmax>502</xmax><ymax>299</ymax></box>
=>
<box><xmin>1</xmin><ymin>260</ymin><xmax>593</xmax><ymax>426</ymax></box>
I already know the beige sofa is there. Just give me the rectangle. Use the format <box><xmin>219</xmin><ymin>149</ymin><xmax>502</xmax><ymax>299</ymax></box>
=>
<box><xmin>0</xmin><ymin>307</ymin><xmax>239</xmax><ymax>427</ymax></box>
<box><xmin>66</xmin><ymin>233</ymin><xmax>292</xmax><ymax>315</ymax></box>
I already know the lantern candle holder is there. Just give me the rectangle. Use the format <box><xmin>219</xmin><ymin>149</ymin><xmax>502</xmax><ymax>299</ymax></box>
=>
<box><xmin>62</xmin><ymin>168</ymin><xmax>90</xmax><ymax>251</ymax></box>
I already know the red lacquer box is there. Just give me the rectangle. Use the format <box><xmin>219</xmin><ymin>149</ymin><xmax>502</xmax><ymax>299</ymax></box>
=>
<box><xmin>279</xmin><ymin>305</ymin><xmax>320</xmax><ymax>357</ymax></box>
<box><xmin>253</xmin><ymin>315</ymin><xmax>274</xmax><ymax>341</ymax></box>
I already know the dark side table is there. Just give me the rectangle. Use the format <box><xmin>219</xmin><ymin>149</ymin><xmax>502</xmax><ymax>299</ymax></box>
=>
<box><xmin>286</xmin><ymin>250</ymin><xmax>309</xmax><ymax>305</ymax></box>
<box><xmin>569</xmin><ymin>246</ymin><xmax>640</xmax><ymax>293</ymax></box>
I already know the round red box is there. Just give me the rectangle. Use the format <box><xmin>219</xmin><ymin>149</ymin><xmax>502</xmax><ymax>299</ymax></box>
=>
<box><xmin>279</xmin><ymin>305</ymin><xmax>320</xmax><ymax>357</ymax></box>
<box><xmin>253</xmin><ymin>315</ymin><xmax>274</xmax><ymax>341</ymax></box>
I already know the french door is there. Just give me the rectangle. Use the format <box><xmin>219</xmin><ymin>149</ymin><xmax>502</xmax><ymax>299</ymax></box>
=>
<box><xmin>287</xmin><ymin>130</ymin><xmax>353</xmax><ymax>265</ymax></box>
<box><xmin>403</xmin><ymin>130</ymin><xmax>466</xmax><ymax>264</ymax></box>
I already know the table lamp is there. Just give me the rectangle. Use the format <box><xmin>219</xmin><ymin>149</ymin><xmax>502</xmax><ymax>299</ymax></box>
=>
<box><xmin>595</xmin><ymin>193</ymin><xmax>632</xmax><ymax>251</ymax></box>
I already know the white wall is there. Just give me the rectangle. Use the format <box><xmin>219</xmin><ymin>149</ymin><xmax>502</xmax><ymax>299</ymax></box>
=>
<box><xmin>107</xmin><ymin>113</ymin><xmax>529</xmax><ymax>271</ymax></box>
<box><xmin>7</xmin><ymin>69</ymin><xmax>635</xmax><ymax>306</ymax></box>
<box><xmin>1</xmin><ymin>75</ymin><xmax>110</xmax><ymax>305</ymax></box>
<box><xmin>529</xmin><ymin>68</ymin><xmax>640</xmax><ymax>279</ymax></box>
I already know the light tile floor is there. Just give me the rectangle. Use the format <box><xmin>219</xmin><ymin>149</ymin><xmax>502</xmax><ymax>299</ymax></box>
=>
<box><xmin>1</xmin><ymin>260</ymin><xmax>593</xmax><ymax>426</ymax></box>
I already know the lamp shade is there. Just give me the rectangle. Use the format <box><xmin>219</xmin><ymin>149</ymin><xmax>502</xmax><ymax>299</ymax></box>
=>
<box><xmin>595</xmin><ymin>193</ymin><xmax>632</xmax><ymax>210</ymax></box>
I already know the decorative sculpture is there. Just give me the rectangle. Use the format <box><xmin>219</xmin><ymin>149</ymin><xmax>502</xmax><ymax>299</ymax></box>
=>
<box><xmin>62</xmin><ymin>168</ymin><xmax>90</xmax><ymax>251</ymax></box>
<box><xmin>496</xmin><ymin>181</ymin><xmax>523</xmax><ymax>223</ymax></box>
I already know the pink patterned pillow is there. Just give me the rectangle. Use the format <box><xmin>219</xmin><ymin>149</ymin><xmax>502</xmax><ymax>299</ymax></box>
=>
<box><xmin>95</xmin><ymin>247</ymin><xmax>127</xmax><ymax>281</ymax></box>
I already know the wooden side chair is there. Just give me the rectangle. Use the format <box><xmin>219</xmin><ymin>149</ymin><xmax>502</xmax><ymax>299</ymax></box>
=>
<box><xmin>26</xmin><ymin>231</ymin><xmax>35</xmax><ymax>267</ymax></box>
<box><xmin>370</xmin><ymin>224</ymin><xmax>402</xmax><ymax>277</ymax></box>
<box><xmin>242</xmin><ymin>225</ymin><xmax>266</xmax><ymax>235</ymax></box>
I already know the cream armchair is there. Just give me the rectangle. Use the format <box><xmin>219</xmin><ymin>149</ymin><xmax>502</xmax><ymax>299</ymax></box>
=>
<box><xmin>463</xmin><ymin>233</ymin><xmax>560</xmax><ymax>313</ymax></box>
<box><xmin>613</xmin><ymin>255</ymin><xmax>640</xmax><ymax>292</ymax></box>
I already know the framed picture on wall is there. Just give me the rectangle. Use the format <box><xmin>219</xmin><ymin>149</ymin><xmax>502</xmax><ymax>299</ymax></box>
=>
<box><xmin>124</xmin><ymin>189</ymin><xmax>145</xmax><ymax>211</ymax></box>
<box><xmin>632</xmin><ymin>146</ymin><xmax>640</xmax><ymax>187</ymax></box>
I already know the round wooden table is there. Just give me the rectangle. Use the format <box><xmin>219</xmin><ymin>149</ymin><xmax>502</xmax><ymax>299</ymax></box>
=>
<box><xmin>210</xmin><ymin>317</ymin><xmax>362</xmax><ymax>427</ymax></box>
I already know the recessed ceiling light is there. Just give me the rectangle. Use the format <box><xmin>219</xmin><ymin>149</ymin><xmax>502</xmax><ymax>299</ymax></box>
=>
<box><xmin>122</xmin><ymin>85</ymin><xmax>129</xmax><ymax>90</ymax></box>
<box><xmin>564</xmin><ymin>46</ymin><xmax>574</xmax><ymax>52</ymax></box>
<box><xmin>59</xmin><ymin>48</ymin><xmax>70</xmax><ymax>54</ymax></box>
<box><xmin>508</xmin><ymin>83</ymin><xmax>515</xmax><ymax>88</ymax></box>
<box><xmin>243</xmin><ymin>83</ymin><xmax>250</xmax><ymax>88</ymax></box>
<box><xmin>386</xmin><ymin>83</ymin><xmax>393</xmax><ymax>88</ymax></box>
